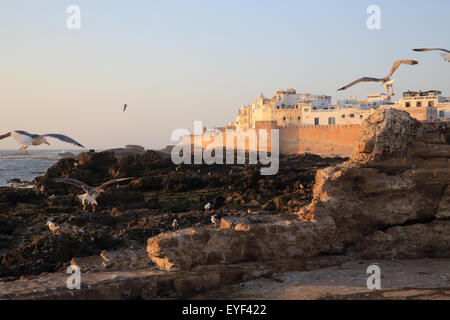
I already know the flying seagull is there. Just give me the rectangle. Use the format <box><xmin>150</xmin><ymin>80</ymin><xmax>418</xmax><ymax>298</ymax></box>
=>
<box><xmin>50</xmin><ymin>177</ymin><xmax>134</xmax><ymax>213</ymax></box>
<box><xmin>413</xmin><ymin>48</ymin><xmax>450</xmax><ymax>62</ymax></box>
<box><xmin>123</xmin><ymin>104</ymin><xmax>128</xmax><ymax>112</ymax></box>
<box><xmin>0</xmin><ymin>130</ymin><xmax>84</xmax><ymax>151</ymax></box>
<box><xmin>337</xmin><ymin>59</ymin><xmax>419</xmax><ymax>98</ymax></box>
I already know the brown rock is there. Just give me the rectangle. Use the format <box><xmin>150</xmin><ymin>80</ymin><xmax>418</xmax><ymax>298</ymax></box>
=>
<box><xmin>346</xmin><ymin>221</ymin><xmax>450</xmax><ymax>259</ymax></box>
<box><xmin>147</xmin><ymin>216</ymin><xmax>336</xmax><ymax>271</ymax></box>
<box><xmin>299</xmin><ymin>109</ymin><xmax>450</xmax><ymax>258</ymax></box>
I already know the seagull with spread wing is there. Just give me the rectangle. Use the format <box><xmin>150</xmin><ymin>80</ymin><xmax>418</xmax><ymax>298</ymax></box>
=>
<box><xmin>337</xmin><ymin>59</ymin><xmax>419</xmax><ymax>98</ymax></box>
<box><xmin>50</xmin><ymin>177</ymin><xmax>134</xmax><ymax>212</ymax></box>
<box><xmin>413</xmin><ymin>48</ymin><xmax>450</xmax><ymax>62</ymax></box>
<box><xmin>0</xmin><ymin>130</ymin><xmax>84</xmax><ymax>151</ymax></box>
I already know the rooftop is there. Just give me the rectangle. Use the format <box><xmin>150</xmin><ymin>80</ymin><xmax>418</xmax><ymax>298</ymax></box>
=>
<box><xmin>403</xmin><ymin>90</ymin><xmax>442</xmax><ymax>98</ymax></box>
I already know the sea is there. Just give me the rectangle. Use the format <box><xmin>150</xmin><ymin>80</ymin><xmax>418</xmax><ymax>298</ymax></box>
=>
<box><xmin>0</xmin><ymin>150</ymin><xmax>83</xmax><ymax>186</ymax></box>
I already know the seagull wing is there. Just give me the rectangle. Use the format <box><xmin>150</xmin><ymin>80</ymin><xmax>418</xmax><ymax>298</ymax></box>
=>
<box><xmin>11</xmin><ymin>130</ymin><xmax>37</xmax><ymax>145</ymax></box>
<box><xmin>98</xmin><ymin>177</ymin><xmax>134</xmax><ymax>189</ymax></box>
<box><xmin>50</xmin><ymin>178</ymin><xmax>93</xmax><ymax>192</ymax></box>
<box><xmin>0</xmin><ymin>132</ymin><xmax>11</xmax><ymax>141</ymax></box>
<box><xmin>413</xmin><ymin>48</ymin><xmax>450</xmax><ymax>53</ymax></box>
<box><xmin>42</xmin><ymin>134</ymin><xmax>84</xmax><ymax>148</ymax></box>
<box><xmin>337</xmin><ymin>77</ymin><xmax>384</xmax><ymax>91</ymax></box>
<box><xmin>388</xmin><ymin>59</ymin><xmax>419</xmax><ymax>78</ymax></box>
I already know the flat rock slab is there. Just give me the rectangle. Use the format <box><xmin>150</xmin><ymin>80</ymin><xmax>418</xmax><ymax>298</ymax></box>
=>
<box><xmin>191</xmin><ymin>259</ymin><xmax>450</xmax><ymax>300</ymax></box>
<box><xmin>0</xmin><ymin>256</ymin><xmax>348</xmax><ymax>300</ymax></box>
<box><xmin>147</xmin><ymin>215</ymin><xmax>336</xmax><ymax>271</ymax></box>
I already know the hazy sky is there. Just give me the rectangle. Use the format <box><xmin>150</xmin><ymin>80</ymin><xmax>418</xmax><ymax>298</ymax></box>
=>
<box><xmin>1</xmin><ymin>0</ymin><xmax>449</xmax><ymax>150</ymax></box>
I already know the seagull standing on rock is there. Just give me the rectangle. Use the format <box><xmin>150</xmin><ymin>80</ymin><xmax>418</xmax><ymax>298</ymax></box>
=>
<box><xmin>0</xmin><ymin>130</ymin><xmax>84</xmax><ymax>151</ymax></box>
<box><xmin>204</xmin><ymin>202</ymin><xmax>212</xmax><ymax>213</ymax></box>
<box><xmin>50</xmin><ymin>177</ymin><xmax>134</xmax><ymax>213</ymax></box>
<box><xmin>46</xmin><ymin>221</ymin><xmax>60</xmax><ymax>233</ymax></box>
<box><xmin>172</xmin><ymin>219</ymin><xmax>179</xmax><ymax>230</ymax></box>
<box><xmin>211</xmin><ymin>214</ymin><xmax>220</xmax><ymax>227</ymax></box>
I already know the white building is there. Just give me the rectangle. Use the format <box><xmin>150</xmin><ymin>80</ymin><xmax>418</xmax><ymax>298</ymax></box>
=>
<box><xmin>301</xmin><ymin>105</ymin><xmax>375</xmax><ymax>126</ymax></box>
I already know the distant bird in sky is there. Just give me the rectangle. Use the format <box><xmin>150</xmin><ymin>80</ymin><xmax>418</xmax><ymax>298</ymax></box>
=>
<box><xmin>338</xmin><ymin>59</ymin><xmax>419</xmax><ymax>98</ymax></box>
<box><xmin>0</xmin><ymin>130</ymin><xmax>84</xmax><ymax>151</ymax></box>
<box><xmin>172</xmin><ymin>219</ymin><xmax>179</xmax><ymax>230</ymax></box>
<box><xmin>46</xmin><ymin>221</ymin><xmax>60</xmax><ymax>233</ymax></box>
<box><xmin>123</xmin><ymin>104</ymin><xmax>128</xmax><ymax>112</ymax></box>
<box><xmin>50</xmin><ymin>177</ymin><xmax>134</xmax><ymax>213</ymax></box>
<box><xmin>413</xmin><ymin>48</ymin><xmax>450</xmax><ymax>62</ymax></box>
<box><xmin>204</xmin><ymin>202</ymin><xmax>211</xmax><ymax>213</ymax></box>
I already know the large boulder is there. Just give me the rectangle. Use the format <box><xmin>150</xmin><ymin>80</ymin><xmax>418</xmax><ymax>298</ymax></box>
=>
<box><xmin>298</xmin><ymin>108</ymin><xmax>450</xmax><ymax>258</ymax></box>
<box><xmin>352</xmin><ymin>108</ymin><xmax>420</xmax><ymax>162</ymax></box>
<box><xmin>147</xmin><ymin>215</ymin><xmax>336</xmax><ymax>271</ymax></box>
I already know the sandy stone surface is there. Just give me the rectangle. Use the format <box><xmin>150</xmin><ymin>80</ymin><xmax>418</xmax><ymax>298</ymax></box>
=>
<box><xmin>191</xmin><ymin>259</ymin><xmax>450</xmax><ymax>300</ymax></box>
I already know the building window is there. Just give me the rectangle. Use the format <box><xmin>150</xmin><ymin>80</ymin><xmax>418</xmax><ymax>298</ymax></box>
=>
<box><xmin>328</xmin><ymin>117</ymin><xmax>336</xmax><ymax>125</ymax></box>
<box><xmin>304</xmin><ymin>108</ymin><xmax>309</xmax><ymax>112</ymax></box>
<box><xmin>417</xmin><ymin>102</ymin><xmax>422</xmax><ymax>107</ymax></box>
<box><xmin>314</xmin><ymin>118</ymin><xmax>320</xmax><ymax>125</ymax></box>
<box><xmin>405</xmin><ymin>102</ymin><xmax>411</xmax><ymax>107</ymax></box>
<box><xmin>439</xmin><ymin>111</ymin><xmax>445</xmax><ymax>118</ymax></box>
<box><xmin>277</xmin><ymin>106</ymin><xmax>280</xmax><ymax>109</ymax></box>
<box><xmin>297</xmin><ymin>116</ymin><xmax>301</xmax><ymax>121</ymax></box>
<box><xmin>341</xmin><ymin>114</ymin><xmax>346</xmax><ymax>118</ymax></box>
<box><xmin>429</xmin><ymin>101</ymin><xmax>434</xmax><ymax>107</ymax></box>
<box><xmin>350</xmin><ymin>114</ymin><xmax>355</xmax><ymax>118</ymax></box>
<box><xmin>360</xmin><ymin>115</ymin><xmax>363</xmax><ymax>119</ymax></box>
<box><xmin>283</xmin><ymin>117</ymin><xmax>286</xmax><ymax>121</ymax></box>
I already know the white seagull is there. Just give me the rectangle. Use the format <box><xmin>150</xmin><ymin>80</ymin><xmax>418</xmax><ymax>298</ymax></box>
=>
<box><xmin>338</xmin><ymin>59</ymin><xmax>419</xmax><ymax>98</ymax></box>
<box><xmin>172</xmin><ymin>219</ymin><xmax>179</xmax><ymax>230</ymax></box>
<box><xmin>46</xmin><ymin>221</ymin><xmax>60</xmax><ymax>233</ymax></box>
<box><xmin>50</xmin><ymin>177</ymin><xmax>134</xmax><ymax>213</ymax></box>
<box><xmin>211</xmin><ymin>214</ymin><xmax>220</xmax><ymax>227</ymax></box>
<box><xmin>204</xmin><ymin>202</ymin><xmax>212</xmax><ymax>213</ymax></box>
<box><xmin>413</xmin><ymin>48</ymin><xmax>450</xmax><ymax>62</ymax></box>
<box><xmin>0</xmin><ymin>130</ymin><xmax>84</xmax><ymax>151</ymax></box>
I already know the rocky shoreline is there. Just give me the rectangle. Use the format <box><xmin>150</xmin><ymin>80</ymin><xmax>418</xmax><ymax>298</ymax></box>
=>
<box><xmin>0</xmin><ymin>149</ymin><xmax>343</xmax><ymax>280</ymax></box>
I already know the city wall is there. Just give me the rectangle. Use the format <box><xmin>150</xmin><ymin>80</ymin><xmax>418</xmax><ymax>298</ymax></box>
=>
<box><xmin>183</xmin><ymin>121</ymin><xmax>361</xmax><ymax>157</ymax></box>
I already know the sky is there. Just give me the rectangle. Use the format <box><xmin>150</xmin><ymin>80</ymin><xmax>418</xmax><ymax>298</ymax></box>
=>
<box><xmin>0</xmin><ymin>0</ymin><xmax>449</xmax><ymax>150</ymax></box>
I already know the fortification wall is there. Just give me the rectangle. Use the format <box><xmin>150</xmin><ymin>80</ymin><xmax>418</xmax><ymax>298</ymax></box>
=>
<box><xmin>182</xmin><ymin>122</ymin><xmax>361</xmax><ymax>157</ymax></box>
<box><xmin>280</xmin><ymin>124</ymin><xmax>361</xmax><ymax>156</ymax></box>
